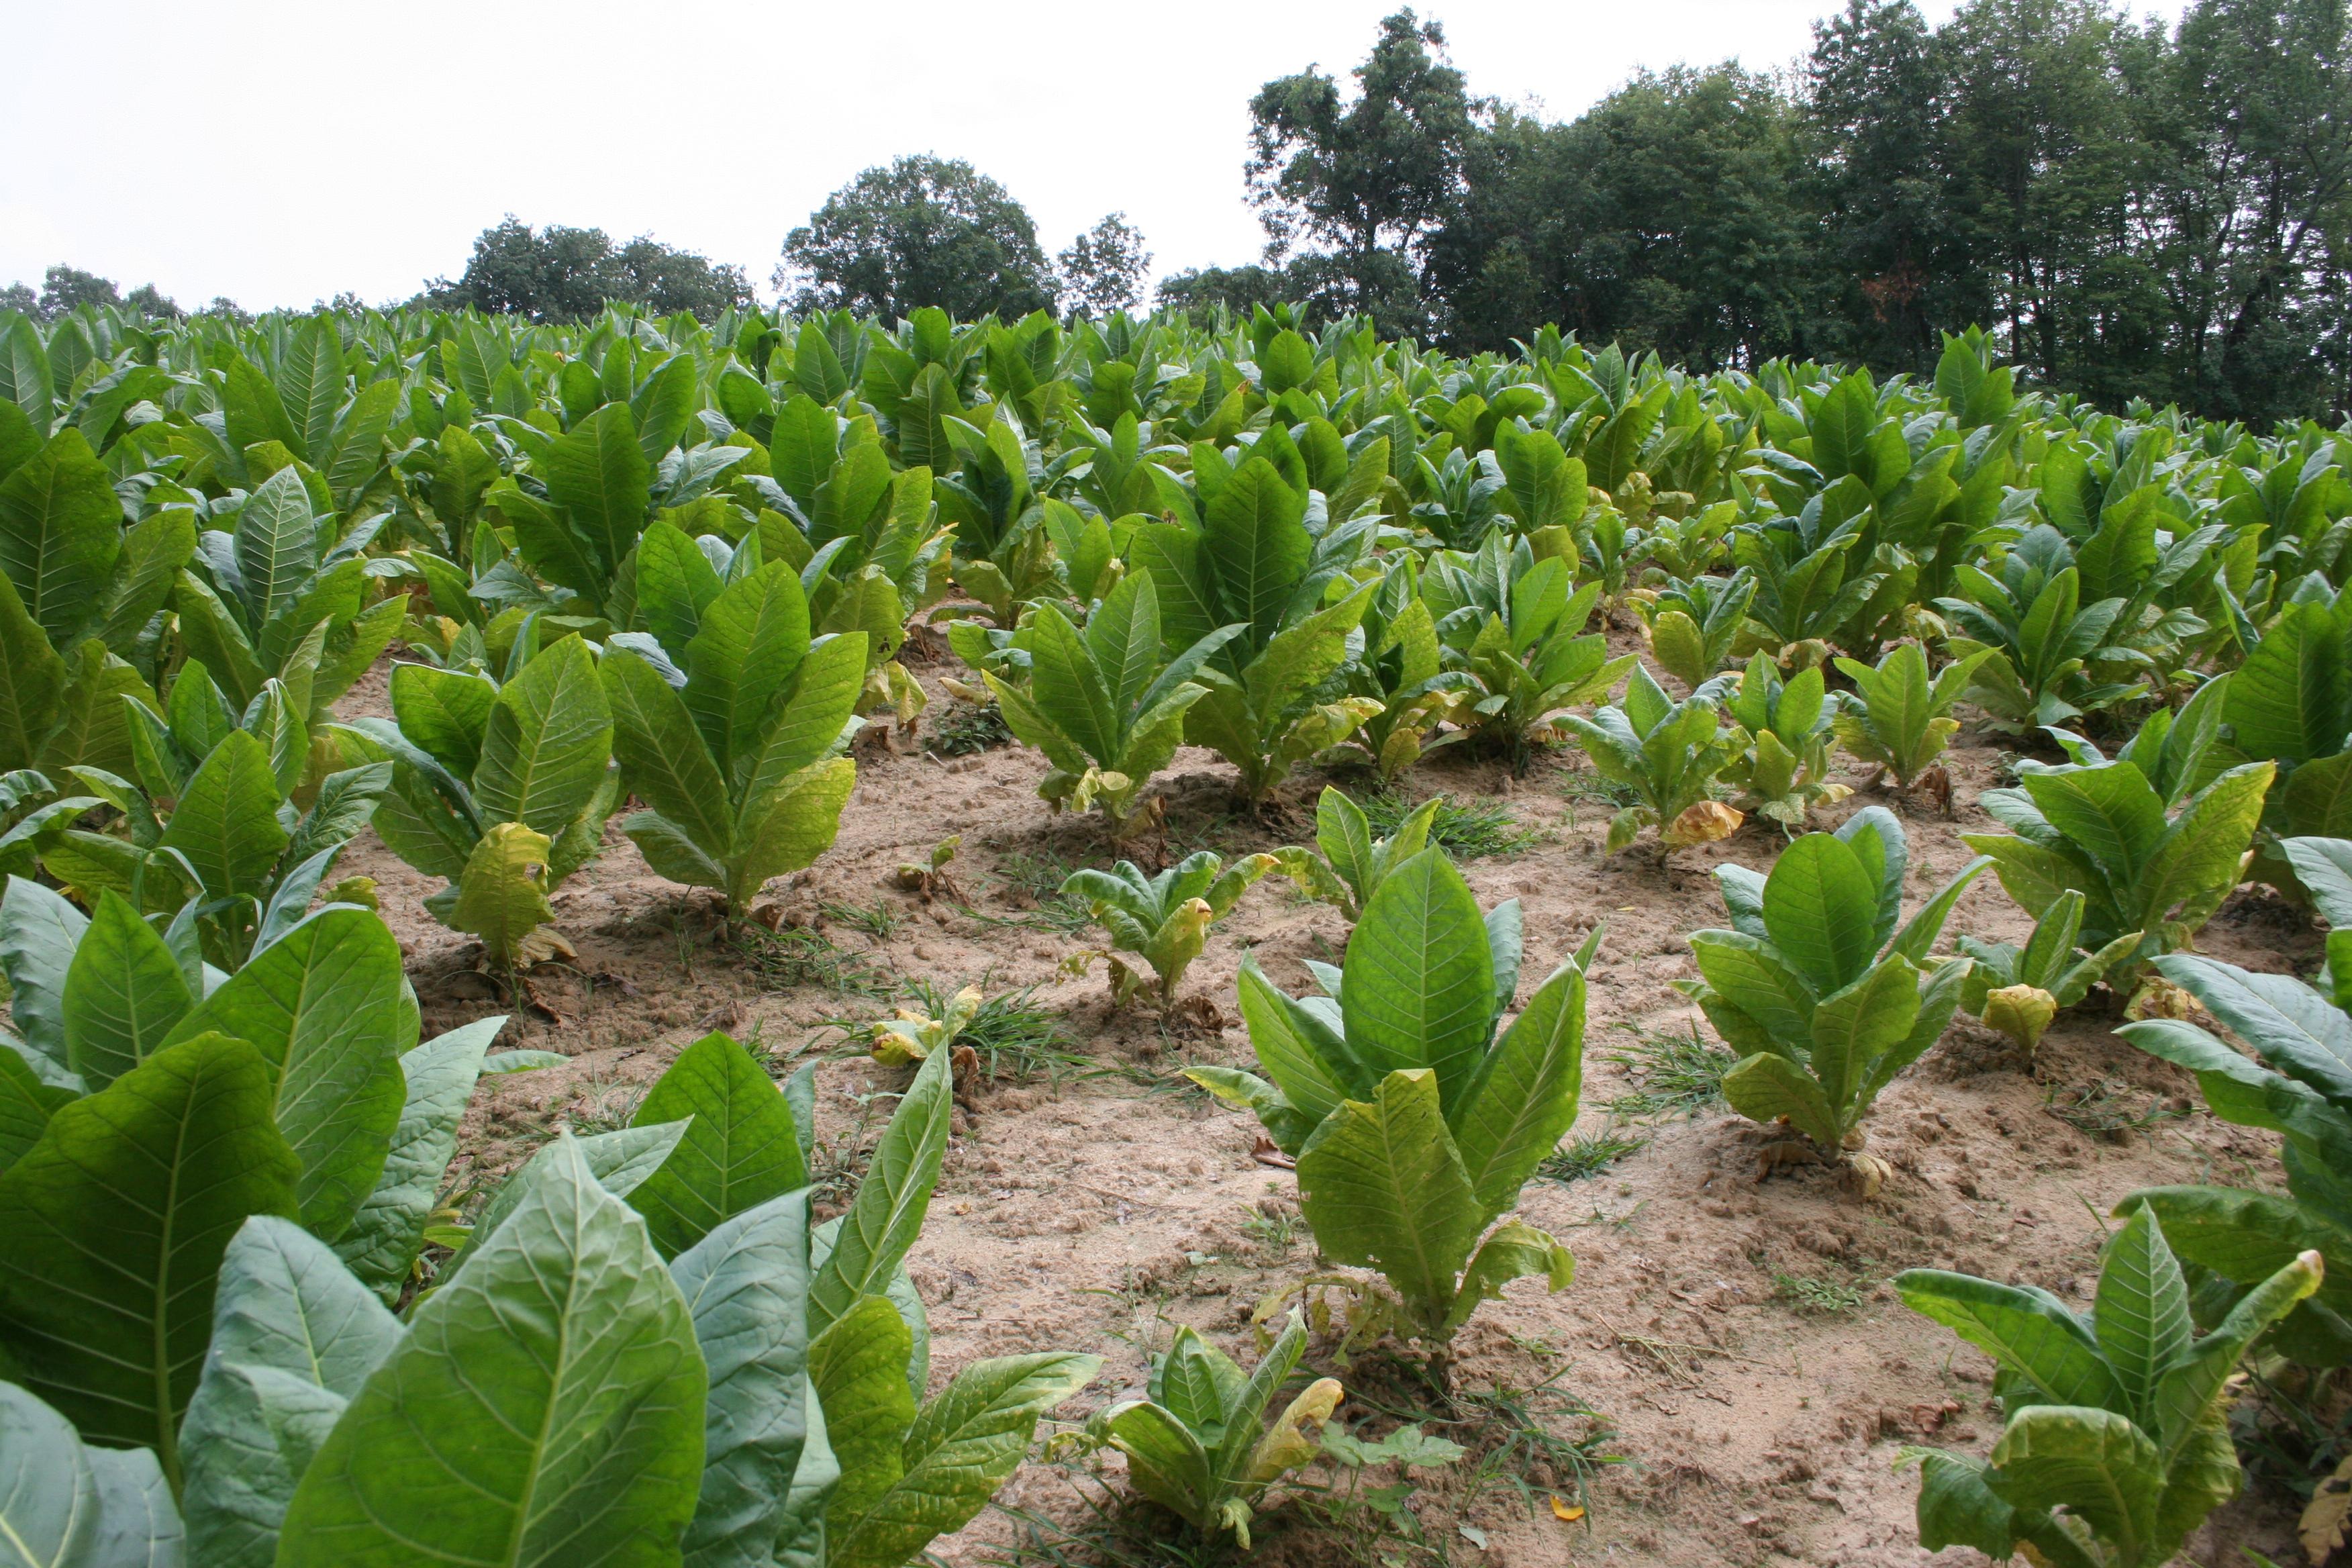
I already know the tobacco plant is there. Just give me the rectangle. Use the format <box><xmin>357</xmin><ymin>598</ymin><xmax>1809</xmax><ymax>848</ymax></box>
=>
<box><xmin>1422</xmin><ymin>533</ymin><xmax>1632</xmax><ymax>761</ymax></box>
<box><xmin>1965</xmin><ymin>756</ymin><xmax>2272</xmax><ymax>990</ymax></box>
<box><xmin>1334</xmin><ymin>556</ymin><xmax>1457</xmax><ymax>781</ymax></box>
<box><xmin>1937</xmin><ymin>526</ymin><xmax>2149</xmax><ymax>732</ymax></box>
<box><xmin>177</xmin><ymin>465</ymin><xmax>407</xmax><ymax>722</ymax></box>
<box><xmin>1638</xmin><ymin>567</ymin><xmax>1755</xmax><ymax>689</ymax></box>
<box><xmin>1701</xmin><ymin>654</ymin><xmax>1850</xmax><ymax>829</ymax></box>
<box><xmin>1897</xmin><ymin>1210</ymin><xmax>2322</xmax><ymax>1568</ymax></box>
<box><xmin>1557</xmin><ymin>664</ymin><xmax>1743</xmax><ymax>855</ymax></box>
<box><xmin>1273</xmin><ymin>785</ymin><xmax>1442</xmax><ymax>921</ymax></box>
<box><xmin>1195</xmin><ymin>849</ymin><xmax>1595</xmax><ymax>1349</ymax></box>
<box><xmin>1954</xmin><ymin>889</ymin><xmax>2141</xmax><ymax>1060</ymax></box>
<box><xmin>2113</xmin><ymin>834</ymin><xmax>2352</xmax><ymax>1366</ymax></box>
<box><xmin>336</xmin><ymin>630</ymin><xmax>615</xmax><ymax>966</ymax></box>
<box><xmin>984</xmin><ymin>570</ymin><xmax>1244</xmax><ymax>840</ymax></box>
<box><xmin>1128</xmin><ymin>450</ymin><xmax>1380</xmax><ymax>801</ymax></box>
<box><xmin>600</xmin><ymin>559</ymin><xmax>866</xmax><ymax>916</ymax></box>
<box><xmin>1063</xmin><ymin>850</ymin><xmax>1279</xmax><ymax>1006</ymax></box>
<box><xmin>1078</xmin><ymin>1312</ymin><xmax>1342</xmax><ymax>1546</ymax></box>
<box><xmin>1828</xmin><ymin>642</ymin><xmax>1991</xmax><ymax>791</ymax></box>
<box><xmin>1682</xmin><ymin>808</ymin><xmax>1988</xmax><ymax>1166</ymax></box>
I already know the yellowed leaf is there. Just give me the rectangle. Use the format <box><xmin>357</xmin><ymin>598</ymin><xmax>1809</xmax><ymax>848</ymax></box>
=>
<box><xmin>2303</xmin><ymin>1452</ymin><xmax>2352</xmax><ymax>1565</ymax></box>
<box><xmin>1550</xmin><ymin>1498</ymin><xmax>1585</xmax><ymax>1523</ymax></box>
<box><xmin>1662</xmin><ymin>800</ymin><xmax>1743</xmax><ymax>849</ymax></box>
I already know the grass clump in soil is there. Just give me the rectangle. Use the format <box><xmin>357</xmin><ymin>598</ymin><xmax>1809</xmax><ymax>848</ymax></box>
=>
<box><xmin>1358</xmin><ymin>789</ymin><xmax>1541</xmax><ymax>860</ymax></box>
<box><xmin>1605</xmin><ymin>1018</ymin><xmax>1738</xmax><ymax>1119</ymax></box>
<box><xmin>902</xmin><ymin>978</ymin><xmax>1091</xmax><ymax>1087</ymax></box>
<box><xmin>1537</xmin><ymin>1124</ymin><xmax>1649</xmax><ymax>1183</ymax></box>
<box><xmin>734</xmin><ymin>923</ymin><xmax>895</xmax><ymax>997</ymax></box>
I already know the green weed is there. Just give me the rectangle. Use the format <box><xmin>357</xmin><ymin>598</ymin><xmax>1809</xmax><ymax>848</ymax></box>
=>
<box><xmin>1537</xmin><ymin>1124</ymin><xmax>1649</xmax><ymax>1183</ymax></box>
<box><xmin>930</xmin><ymin>701</ymin><xmax>1012</xmax><ymax>756</ymax></box>
<box><xmin>734</xmin><ymin>923</ymin><xmax>895</xmax><ymax>998</ymax></box>
<box><xmin>1357</xmin><ymin>789</ymin><xmax>1541</xmax><ymax>860</ymax></box>
<box><xmin>1606</xmin><ymin>1018</ymin><xmax>1738</xmax><ymax>1118</ymax></box>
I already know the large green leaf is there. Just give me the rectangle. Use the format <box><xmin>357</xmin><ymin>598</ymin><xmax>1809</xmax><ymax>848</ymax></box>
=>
<box><xmin>2128</xmin><ymin>761</ymin><xmax>2270</xmax><ymax>936</ymax></box>
<box><xmin>1763</xmin><ymin>834</ymin><xmax>1881</xmax><ymax>993</ymax></box>
<box><xmin>725</xmin><ymin>756</ymin><xmax>856</xmax><ymax>913</ymax></box>
<box><xmin>389</xmin><ymin>662</ymin><xmax>497</xmax><ymax>780</ymax></box>
<box><xmin>629</xmin><ymin>1031</ymin><xmax>808</xmax><ymax>1260</ymax></box>
<box><xmin>158</xmin><ymin>730</ymin><xmax>289</xmax><ymax>901</ymax></box>
<box><xmin>1202</xmin><ymin>457</ymin><xmax>1309</xmax><ymax>651</ymax></box>
<box><xmin>230</xmin><ymin>468</ymin><xmax>323</xmax><ymax>630</ymax></box>
<box><xmin>164</xmin><ymin>906</ymin><xmax>416</xmax><ymax>1237</ymax></box>
<box><xmin>1293</xmin><ymin>1068</ymin><xmax>1484</xmax><ymax>1330</ymax></box>
<box><xmin>829</xmin><ymin>1353</ymin><xmax>1099</xmax><ymax>1568</ymax></box>
<box><xmin>1895</xmin><ymin>1269</ymin><xmax>2126</xmax><ymax>1410</ymax></box>
<box><xmin>277</xmin><ymin>1136</ymin><xmax>706</xmax><ymax>1568</ymax></box>
<box><xmin>334</xmin><ymin>1016</ymin><xmax>504</xmax><ymax>1300</ymax></box>
<box><xmin>181</xmin><ymin>1216</ymin><xmax>404</xmax><ymax>1568</ymax></box>
<box><xmin>473</xmin><ymin>634</ymin><xmax>613</xmax><ymax>834</ymax></box>
<box><xmin>1986</xmin><ymin>1406</ymin><xmax>2161</xmax><ymax>1565</ymax></box>
<box><xmin>2089</xmin><ymin>1209</ymin><xmax>2193</xmax><ymax>1427</ymax></box>
<box><xmin>0</xmin><ymin>428</ymin><xmax>121</xmax><ymax>649</ymax></box>
<box><xmin>1340</xmin><ymin>848</ymin><xmax>1496</xmax><ymax>1112</ymax></box>
<box><xmin>61</xmin><ymin>889</ymin><xmax>192</xmax><ymax>1090</ymax></box>
<box><xmin>542</xmin><ymin>402</ymin><xmax>652</xmax><ymax>573</ymax></box>
<box><xmin>0</xmin><ymin>1048</ymin><xmax>70</xmax><ymax>1173</ymax></box>
<box><xmin>603</xmin><ymin>647</ymin><xmax>734</xmax><ymax>859</ymax></box>
<box><xmin>738</xmin><ymin>632</ymin><xmax>867</xmax><ymax>799</ymax></box>
<box><xmin>0</xmin><ymin>573</ymin><xmax>66</xmax><ymax>775</ymax></box>
<box><xmin>685</xmin><ymin>562</ymin><xmax>811</xmax><ymax>779</ymax></box>
<box><xmin>2022</xmin><ymin>764</ymin><xmax>2167</xmax><ymax>887</ymax></box>
<box><xmin>808</xmin><ymin>1296</ymin><xmax>917</xmax><ymax>1551</ymax></box>
<box><xmin>808</xmin><ymin>1048</ymin><xmax>950</xmax><ymax>1338</ymax></box>
<box><xmin>669</xmin><ymin>1191</ymin><xmax>817</xmax><ymax>1568</ymax></box>
<box><xmin>277</xmin><ymin>315</ymin><xmax>346</xmax><ymax>464</ymax></box>
<box><xmin>0</xmin><ymin>875</ymin><xmax>86</xmax><ymax>1069</ymax></box>
<box><xmin>1451</xmin><ymin>961</ymin><xmax>1586</xmax><ymax>1214</ymax></box>
<box><xmin>0</xmin><ymin>1032</ymin><xmax>301</xmax><ymax>1490</ymax></box>
<box><xmin>0</xmin><ymin>1380</ymin><xmax>105</xmax><ymax>1567</ymax></box>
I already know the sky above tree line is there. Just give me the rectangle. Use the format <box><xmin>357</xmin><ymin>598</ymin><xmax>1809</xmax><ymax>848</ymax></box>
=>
<box><xmin>2</xmin><ymin>0</ymin><xmax>2194</xmax><ymax>314</ymax></box>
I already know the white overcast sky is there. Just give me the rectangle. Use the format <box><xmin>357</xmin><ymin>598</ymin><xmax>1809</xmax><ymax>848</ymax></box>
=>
<box><xmin>1</xmin><ymin>0</ymin><xmax>2195</xmax><ymax>311</ymax></box>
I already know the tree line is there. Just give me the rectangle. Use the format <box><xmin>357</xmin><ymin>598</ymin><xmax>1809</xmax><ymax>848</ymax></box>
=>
<box><xmin>1198</xmin><ymin>0</ymin><xmax>2352</xmax><ymax>426</ymax></box>
<box><xmin>9</xmin><ymin>0</ymin><xmax>2345</xmax><ymax>424</ymax></box>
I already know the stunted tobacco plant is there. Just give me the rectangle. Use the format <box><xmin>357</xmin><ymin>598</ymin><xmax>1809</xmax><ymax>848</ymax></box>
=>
<box><xmin>336</xmin><ymin>628</ymin><xmax>614</xmax><ymax>967</ymax></box>
<box><xmin>1558</xmin><ymin>664</ymin><xmax>1743</xmax><ymax>856</ymax></box>
<box><xmin>1954</xmin><ymin>889</ymin><xmax>2141</xmax><ymax>1060</ymax></box>
<box><xmin>1898</xmin><ymin>1210</ymin><xmax>2322</xmax><ymax>1568</ymax></box>
<box><xmin>1829</xmin><ymin>642</ymin><xmax>1991</xmax><ymax>791</ymax></box>
<box><xmin>1273</xmin><ymin>786</ymin><xmax>1442</xmax><ymax>922</ymax></box>
<box><xmin>984</xmin><ymin>569</ymin><xmax>1244</xmax><ymax>841</ymax></box>
<box><xmin>1195</xmin><ymin>849</ymin><xmax>1597</xmax><ymax>1351</ymax></box>
<box><xmin>1702</xmin><ymin>654</ymin><xmax>1851</xmax><ymax>829</ymax></box>
<box><xmin>1637</xmin><ymin>567</ymin><xmax>1755</xmax><ymax>689</ymax></box>
<box><xmin>1681</xmin><ymin>808</ymin><xmax>1988</xmax><ymax>1177</ymax></box>
<box><xmin>1072</xmin><ymin>1312</ymin><xmax>1341</xmax><ymax>1546</ymax></box>
<box><xmin>1063</xmin><ymin>850</ymin><xmax>1279</xmax><ymax>1006</ymax></box>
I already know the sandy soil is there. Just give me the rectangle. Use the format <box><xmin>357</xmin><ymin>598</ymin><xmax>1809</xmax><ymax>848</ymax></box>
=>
<box><xmin>334</xmin><ymin>643</ymin><xmax>2313</xmax><ymax>1568</ymax></box>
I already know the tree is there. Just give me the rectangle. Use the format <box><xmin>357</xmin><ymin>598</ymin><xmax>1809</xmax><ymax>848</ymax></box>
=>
<box><xmin>1431</xmin><ymin>66</ymin><xmax>1812</xmax><ymax>366</ymax></box>
<box><xmin>777</xmin><ymin>155</ymin><xmax>1056</xmax><ymax>324</ymax></box>
<box><xmin>1801</xmin><ymin>0</ymin><xmax>1982</xmax><ymax>373</ymax></box>
<box><xmin>37</xmin><ymin>265</ymin><xmax>121</xmax><ymax>318</ymax></box>
<box><xmin>1057</xmin><ymin>213</ymin><xmax>1151</xmax><ymax>316</ymax></box>
<box><xmin>1244</xmin><ymin>9</ymin><xmax>1487</xmax><ymax>333</ymax></box>
<box><xmin>426</xmin><ymin>217</ymin><xmax>754</xmax><ymax>322</ymax></box>
<box><xmin>1155</xmin><ymin>264</ymin><xmax>1293</xmax><ymax>318</ymax></box>
<box><xmin>122</xmin><ymin>284</ymin><xmax>183</xmax><ymax>320</ymax></box>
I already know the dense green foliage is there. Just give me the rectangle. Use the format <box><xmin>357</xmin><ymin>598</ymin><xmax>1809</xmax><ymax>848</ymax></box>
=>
<box><xmin>1243</xmin><ymin>1</ymin><xmax>2352</xmax><ymax>423</ymax></box>
<box><xmin>0</xmin><ymin>271</ymin><xmax>2349</xmax><ymax>1560</ymax></box>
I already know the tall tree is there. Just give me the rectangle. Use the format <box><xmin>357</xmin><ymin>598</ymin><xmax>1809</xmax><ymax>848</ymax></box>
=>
<box><xmin>778</xmin><ymin>155</ymin><xmax>1055</xmax><ymax>324</ymax></box>
<box><xmin>1432</xmin><ymin>66</ymin><xmax>1812</xmax><ymax>366</ymax></box>
<box><xmin>1244</xmin><ymin>9</ymin><xmax>1486</xmax><ymax>334</ymax></box>
<box><xmin>1057</xmin><ymin>213</ymin><xmax>1153</xmax><ymax>316</ymax></box>
<box><xmin>1802</xmin><ymin>1</ymin><xmax>1981</xmax><ymax>372</ymax></box>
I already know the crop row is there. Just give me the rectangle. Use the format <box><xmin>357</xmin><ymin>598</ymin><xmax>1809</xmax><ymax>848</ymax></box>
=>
<box><xmin>0</xmin><ymin>296</ymin><xmax>2342</xmax><ymax>1565</ymax></box>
